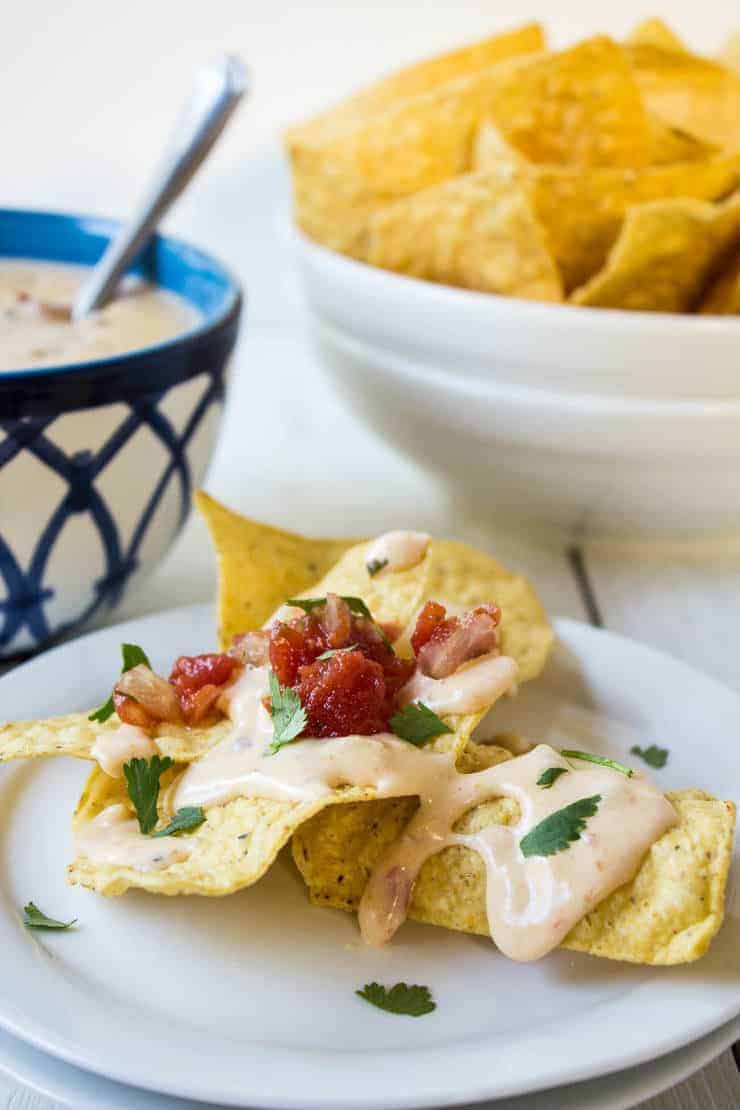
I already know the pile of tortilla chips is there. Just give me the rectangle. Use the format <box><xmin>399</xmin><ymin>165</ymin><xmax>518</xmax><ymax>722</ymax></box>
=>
<box><xmin>286</xmin><ymin>19</ymin><xmax>740</xmax><ymax>313</ymax></box>
<box><xmin>0</xmin><ymin>492</ymin><xmax>735</xmax><ymax>965</ymax></box>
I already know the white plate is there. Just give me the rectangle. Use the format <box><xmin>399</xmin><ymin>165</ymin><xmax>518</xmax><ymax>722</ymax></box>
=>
<box><xmin>1</xmin><ymin>1017</ymin><xmax>738</xmax><ymax>1110</ymax></box>
<box><xmin>0</xmin><ymin>605</ymin><xmax>737</xmax><ymax>1109</ymax></box>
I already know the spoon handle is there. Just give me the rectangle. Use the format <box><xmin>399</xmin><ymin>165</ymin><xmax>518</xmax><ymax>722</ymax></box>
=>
<box><xmin>73</xmin><ymin>54</ymin><xmax>248</xmax><ymax>319</ymax></box>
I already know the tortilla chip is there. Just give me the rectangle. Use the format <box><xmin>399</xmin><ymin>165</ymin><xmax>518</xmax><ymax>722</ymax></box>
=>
<box><xmin>293</xmin><ymin>744</ymin><xmax>735</xmax><ymax>965</ymax></box>
<box><xmin>626</xmin><ymin>18</ymin><xmax>688</xmax><ymax>53</ymax></box>
<box><xmin>68</xmin><ymin>764</ymin><xmax>329</xmax><ymax>896</ymax></box>
<box><xmin>203</xmin><ymin>495</ymin><xmax>553</xmax><ymax>683</ymax></box>
<box><xmin>195</xmin><ymin>491</ymin><xmax>356</xmax><ymax>648</ymax></box>
<box><xmin>566</xmin><ymin>791</ymin><xmax>735</xmax><ymax>963</ymax></box>
<box><xmin>364</xmin><ymin>171</ymin><xmax>563</xmax><ymax>300</ymax></box>
<box><xmin>646</xmin><ymin>115</ymin><xmax>718</xmax><ymax>164</ymax></box>
<box><xmin>530</xmin><ymin>160</ymin><xmax>739</xmax><ymax>292</ymax></box>
<box><xmin>626</xmin><ymin>42</ymin><xmax>740</xmax><ymax>151</ymax></box>
<box><xmin>288</xmin><ymin>37</ymin><xmax>651</xmax><ymax>254</ymax></box>
<box><xmin>472</xmin><ymin>136</ymin><xmax>740</xmax><ymax>290</ymax></box>
<box><xmin>0</xmin><ymin>713</ymin><xmax>230</xmax><ymax>765</ymax></box>
<box><xmin>480</xmin><ymin>36</ymin><xmax>651</xmax><ymax>169</ymax></box>
<box><xmin>571</xmin><ymin>192</ymin><xmax>740</xmax><ymax>312</ymax></box>
<box><xmin>718</xmin><ymin>32</ymin><xmax>740</xmax><ymax>74</ymax></box>
<box><xmin>699</xmin><ymin>250</ymin><xmax>740</xmax><ymax>313</ymax></box>
<box><xmin>291</xmin><ymin>23</ymin><xmax>545</xmax><ymax>145</ymax></box>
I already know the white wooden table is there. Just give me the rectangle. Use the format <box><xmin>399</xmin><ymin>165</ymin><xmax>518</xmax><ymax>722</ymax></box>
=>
<box><xmin>1</xmin><ymin>2</ymin><xmax>738</xmax><ymax>1104</ymax></box>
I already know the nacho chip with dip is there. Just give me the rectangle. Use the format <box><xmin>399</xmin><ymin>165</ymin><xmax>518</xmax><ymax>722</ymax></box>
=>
<box><xmin>0</xmin><ymin>713</ymin><xmax>231</xmax><ymax>767</ymax></box>
<box><xmin>3</xmin><ymin>503</ymin><xmax>552</xmax><ymax>906</ymax></box>
<box><xmin>1</xmin><ymin>501</ymin><xmax>734</xmax><ymax>968</ymax></box>
<box><xmin>571</xmin><ymin>192</ymin><xmax>740</xmax><ymax>312</ymax></box>
<box><xmin>293</xmin><ymin>742</ymin><xmax>735</xmax><ymax>965</ymax></box>
<box><xmin>364</xmin><ymin>171</ymin><xmax>563</xmax><ymax>300</ymax></box>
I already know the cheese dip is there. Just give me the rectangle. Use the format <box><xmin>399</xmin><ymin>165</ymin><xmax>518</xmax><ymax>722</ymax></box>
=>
<box><xmin>0</xmin><ymin>259</ymin><xmax>199</xmax><ymax>372</ymax></box>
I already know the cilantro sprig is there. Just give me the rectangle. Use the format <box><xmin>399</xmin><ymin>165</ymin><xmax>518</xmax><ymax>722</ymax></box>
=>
<box><xmin>23</xmin><ymin>902</ymin><xmax>77</xmax><ymax>931</ymax></box>
<box><xmin>537</xmin><ymin>766</ymin><xmax>568</xmax><ymax>789</ymax></box>
<box><xmin>357</xmin><ymin>982</ymin><xmax>436</xmax><ymax>1017</ymax></box>
<box><xmin>89</xmin><ymin>643</ymin><xmax>152</xmax><ymax>723</ymax></box>
<box><xmin>561</xmin><ymin>750</ymin><xmax>633</xmax><ymax>777</ymax></box>
<box><xmin>630</xmin><ymin>744</ymin><xmax>669</xmax><ymax>769</ymax></box>
<box><xmin>267</xmin><ymin>669</ymin><xmax>307</xmax><ymax>754</ymax></box>
<box><xmin>152</xmin><ymin>806</ymin><xmax>205</xmax><ymax>838</ymax></box>
<box><xmin>520</xmin><ymin>795</ymin><xmax>601</xmax><ymax>858</ymax></box>
<box><xmin>389</xmin><ymin>702</ymin><xmax>452</xmax><ymax>746</ymax></box>
<box><xmin>123</xmin><ymin>755</ymin><xmax>174</xmax><ymax>834</ymax></box>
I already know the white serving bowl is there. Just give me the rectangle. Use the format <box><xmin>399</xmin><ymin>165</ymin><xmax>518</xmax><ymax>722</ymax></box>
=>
<box><xmin>295</xmin><ymin>231</ymin><xmax>740</xmax><ymax>402</ymax></box>
<box><xmin>293</xmin><ymin>232</ymin><xmax>740</xmax><ymax>538</ymax></box>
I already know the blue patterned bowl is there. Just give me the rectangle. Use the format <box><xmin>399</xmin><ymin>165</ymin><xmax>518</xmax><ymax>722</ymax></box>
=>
<box><xmin>0</xmin><ymin>209</ymin><xmax>242</xmax><ymax>658</ymax></box>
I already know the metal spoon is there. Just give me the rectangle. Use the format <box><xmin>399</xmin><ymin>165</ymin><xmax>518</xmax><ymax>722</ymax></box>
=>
<box><xmin>71</xmin><ymin>53</ymin><xmax>248</xmax><ymax>320</ymax></box>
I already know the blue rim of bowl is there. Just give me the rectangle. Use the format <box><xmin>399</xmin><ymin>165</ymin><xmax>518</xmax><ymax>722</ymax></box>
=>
<box><xmin>0</xmin><ymin>208</ymin><xmax>243</xmax><ymax>415</ymax></box>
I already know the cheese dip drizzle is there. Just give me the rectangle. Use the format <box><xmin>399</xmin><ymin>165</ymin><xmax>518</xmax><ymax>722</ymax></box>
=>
<box><xmin>169</xmin><ymin>664</ymin><xmax>676</xmax><ymax>960</ymax></box>
<box><xmin>365</xmin><ymin>531</ymin><xmax>431</xmax><ymax>575</ymax></box>
<box><xmin>78</xmin><ymin>531</ymin><xmax>677</xmax><ymax>956</ymax></box>
<box><xmin>74</xmin><ymin>804</ymin><xmax>189</xmax><ymax>871</ymax></box>
<box><xmin>91</xmin><ymin>724</ymin><xmax>159</xmax><ymax>778</ymax></box>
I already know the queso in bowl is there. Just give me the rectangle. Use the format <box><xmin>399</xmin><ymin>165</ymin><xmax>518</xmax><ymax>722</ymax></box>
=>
<box><xmin>0</xmin><ymin>208</ymin><xmax>242</xmax><ymax>657</ymax></box>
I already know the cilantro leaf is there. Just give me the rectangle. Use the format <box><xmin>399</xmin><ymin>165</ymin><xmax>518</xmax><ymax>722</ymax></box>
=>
<box><xmin>23</xmin><ymin>901</ymin><xmax>76</xmax><ymax>930</ymax></box>
<box><xmin>537</xmin><ymin>766</ymin><xmax>568</xmax><ymax>789</ymax></box>
<box><xmin>366</xmin><ymin>558</ymin><xmax>389</xmax><ymax>577</ymax></box>
<box><xmin>316</xmin><ymin>644</ymin><xmax>360</xmax><ymax>661</ymax></box>
<box><xmin>89</xmin><ymin>642</ymin><xmax>152</xmax><ymax>723</ymax></box>
<box><xmin>120</xmin><ymin>643</ymin><xmax>152</xmax><ymax>672</ymax></box>
<box><xmin>389</xmin><ymin>701</ymin><xmax>452</xmax><ymax>746</ymax></box>
<box><xmin>267</xmin><ymin>669</ymin><xmax>307</xmax><ymax>754</ymax></box>
<box><xmin>152</xmin><ymin>806</ymin><xmax>205</xmax><ymax>838</ymax></box>
<box><xmin>356</xmin><ymin>982</ymin><xmax>436</xmax><ymax>1017</ymax></box>
<box><xmin>561</xmin><ymin>750</ymin><xmax>633</xmax><ymax>777</ymax></box>
<box><xmin>520</xmin><ymin>795</ymin><xmax>601</xmax><ymax>858</ymax></box>
<box><xmin>123</xmin><ymin>755</ymin><xmax>174</xmax><ymax>834</ymax></box>
<box><xmin>630</xmin><ymin>744</ymin><xmax>669</xmax><ymax>769</ymax></box>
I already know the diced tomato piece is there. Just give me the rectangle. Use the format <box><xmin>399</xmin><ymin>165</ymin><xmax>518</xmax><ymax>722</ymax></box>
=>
<box><xmin>169</xmin><ymin>652</ymin><xmax>240</xmax><ymax>724</ymax></box>
<box><xmin>414</xmin><ymin>602</ymin><xmax>502</xmax><ymax>679</ymax></box>
<box><xmin>296</xmin><ymin>651</ymin><xmax>389</xmax><ymax>737</ymax></box>
<box><xmin>410</xmin><ymin>601</ymin><xmax>447</xmax><ymax>655</ymax></box>
<box><xmin>268</xmin><ymin>595</ymin><xmax>414</xmax><ymax>735</ymax></box>
<box><xmin>113</xmin><ymin>692</ymin><xmax>158</xmax><ymax>730</ymax></box>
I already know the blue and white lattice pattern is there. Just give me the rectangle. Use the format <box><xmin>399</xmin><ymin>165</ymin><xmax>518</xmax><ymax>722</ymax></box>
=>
<box><xmin>0</xmin><ymin>368</ymin><xmax>225</xmax><ymax>656</ymax></box>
